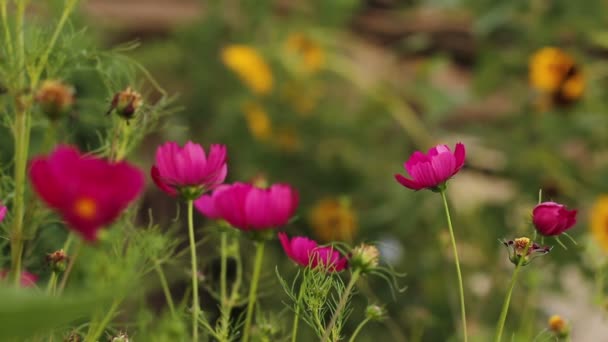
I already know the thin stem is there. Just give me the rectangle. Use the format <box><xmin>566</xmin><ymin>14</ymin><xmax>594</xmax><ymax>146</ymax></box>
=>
<box><xmin>57</xmin><ymin>239</ymin><xmax>83</xmax><ymax>295</ymax></box>
<box><xmin>440</xmin><ymin>189</ymin><xmax>468</xmax><ymax>342</ymax></box>
<box><xmin>242</xmin><ymin>241</ymin><xmax>265</xmax><ymax>342</ymax></box>
<box><xmin>45</xmin><ymin>272</ymin><xmax>58</xmax><ymax>296</ymax></box>
<box><xmin>291</xmin><ymin>282</ymin><xmax>306</xmax><ymax>342</ymax></box>
<box><xmin>84</xmin><ymin>299</ymin><xmax>121</xmax><ymax>342</ymax></box>
<box><xmin>154</xmin><ymin>262</ymin><xmax>176</xmax><ymax>316</ymax></box>
<box><xmin>494</xmin><ymin>247</ymin><xmax>527</xmax><ymax>342</ymax></box>
<box><xmin>187</xmin><ymin>199</ymin><xmax>200</xmax><ymax>342</ymax></box>
<box><xmin>321</xmin><ymin>270</ymin><xmax>361</xmax><ymax>342</ymax></box>
<box><xmin>0</xmin><ymin>0</ymin><xmax>13</xmax><ymax>62</ymax></box>
<box><xmin>218</xmin><ymin>232</ymin><xmax>229</xmax><ymax>339</ymax></box>
<box><xmin>349</xmin><ymin>317</ymin><xmax>372</xmax><ymax>342</ymax></box>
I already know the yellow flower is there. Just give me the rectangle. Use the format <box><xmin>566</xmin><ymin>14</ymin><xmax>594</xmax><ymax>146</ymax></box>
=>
<box><xmin>529</xmin><ymin>47</ymin><xmax>584</xmax><ymax>104</ymax></box>
<box><xmin>242</xmin><ymin>101</ymin><xmax>272</xmax><ymax>141</ymax></box>
<box><xmin>591</xmin><ymin>195</ymin><xmax>608</xmax><ymax>252</ymax></box>
<box><xmin>284</xmin><ymin>33</ymin><xmax>325</xmax><ymax>73</ymax></box>
<box><xmin>221</xmin><ymin>45</ymin><xmax>273</xmax><ymax>95</ymax></box>
<box><xmin>308</xmin><ymin>197</ymin><xmax>357</xmax><ymax>243</ymax></box>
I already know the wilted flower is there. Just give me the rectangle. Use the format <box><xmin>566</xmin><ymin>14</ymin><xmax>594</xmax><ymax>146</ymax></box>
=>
<box><xmin>532</xmin><ymin>201</ymin><xmax>577</xmax><ymax>236</ymax></box>
<box><xmin>548</xmin><ymin>315</ymin><xmax>569</xmax><ymax>338</ymax></box>
<box><xmin>502</xmin><ymin>237</ymin><xmax>552</xmax><ymax>266</ymax></box>
<box><xmin>151</xmin><ymin>141</ymin><xmax>228</xmax><ymax>200</ymax></box>
<box><xmin>365</xmin><ymin>304</ymin><xmax>386</xmax><ymax>321</ymax></box>
<box><xmin>529</xmin><ymin>47</ymin><xmax>584</xmax><ymax>105</ymax></box>
<box><xmin>35</xmin><ymin>80</ymin><xmax>74</xmax><ymax>120</ymax></box>
<box><xmin>242</xmin><ymin>101</ymin><xmax>272</xmax><ymax>141</ymax></box>
<box><xmin>308</xmin><ymin>197</ymin><xmax>357</xmax><ymax>243</ymax></box>
<box><xmin>29</xmin><ymin>145</ymin><xmax>144</xmax><ymax>241</ymax></box>
<box><xmin>590</xmin><ymin>195</ymin><xmax>608</xmax><ymax>253</ymax></box>
<box><xmin>196</xmin><ymin>182</ymin><xmax>298</xmax><ymax>234</ymax></box>
<box><xmin>278</xmin><ymin>232</ymin><xmax>347</xmax><ymax>272</ymax></box>
<box><xmin>350</xmin><ymin>243</ymin><xmax>380</xmax><ymax>273</ymax></box>
<box><xmin>0</xmin><ymin>269</ymin><xmax>38</xmax><ymax>287</ymax></box>
<box><xmin>221</xmin><ymin>45</ymin><xmax>273</xmax><ymax>95</ymax></box>
<box><xmin>395</xmin><ymin>143</ymin><xmax>466</xmax><ymax>191</ymax></box>
<box><xmin>107</xmin><ymin>87</ymin><xmax>142</xmax><ymax>120</ymax></box>
<box><xmin>46</xmin><ymin>249</ymin><xmax>68</xmax><ymax>273</ymax></box>
<box><xmin>284</xmin><ymin>33</ymin><xmax>325</xmax><ymax>73</ymax></box>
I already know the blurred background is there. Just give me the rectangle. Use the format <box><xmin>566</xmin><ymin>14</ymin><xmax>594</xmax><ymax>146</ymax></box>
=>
<box><xmin>22</xmin><ymin>0</ymin><xmax>608</xmax><ymax>340</ymax></box>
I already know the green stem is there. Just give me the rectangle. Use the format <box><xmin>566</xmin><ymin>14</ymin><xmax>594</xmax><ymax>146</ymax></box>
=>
<box><xmin>440</xmin><ymin>189</ymin><xmax>468</xmax><ymax>342</ymax></box>
<box><xmin>84</xmin><ymin>299</ymin><xmax>121</xmax><ymax>342</ymax></box>
<box><xmin>494</xmin><ymin>249</ymin><xmax>527</xmax><ymax>342</ymax></box>
<box><xmin>45</xmin><ymin>272</ymin><xmax>58</xmax><ymax>296</ymax></box>
<box><xmin>187</xmin><ymin>199</ymin><xmax>200</xmax><ymax>342</ymax></box>
<box><xmin>154</xmin><ymin>262</ymin><xmax>176</xmax><ymax>317</ymax></box>
<box><xmin>0</xmin><ymin>0</ymin><xmax>13</xmax><ymax>62</ymax></box>
<box><xmin>57</xmin><ymin>239</ymin><xmax>82</xmax><ymax>295</ymax></box>
<box><xmin>321</xmin><ymin>270</ymin><xmax>361</xmax><ymax>342</ymax></box>
<box><xmin>218</xmin><ymin>232</ymin><xmax>229</xmax><ymax>340</ymax></box>
<box><xmin>291</xmin><ymin>282</ymin><xmax>306</xmax><ymax>342</ymax></box>
<box><xmin>242</xmin><ymin>241</ymin><xmax>265</xmax><ymax>342</ymax></box>
<box><xmin>349</xmin><ymin>317</ymin><xmax>372</xmax><ymax>342</ymax></box>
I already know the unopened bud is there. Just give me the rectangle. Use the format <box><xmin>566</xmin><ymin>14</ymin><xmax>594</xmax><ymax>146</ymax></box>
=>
<box><xmin>108</xmin><ymin>87</ymin><xmax>142</xmax><ymax>120</ymax></box>
<box><xmin>365</xmin><ymin>304</ymin><xmax>386</xmax><ymax>321</ymax></box>
<box><xmin>111</xmin><ymin>331</ymin><xmax>129</xmax><ymax>342</ymax></box>
<box><xmin>64</xmin><ymin>331</ymin><xmax>81</xmax><ymax>342</ymax></box>
<box><xmin>46</xmin><ymin>249</ymin><xmax>68</xmax><ymax>273</ymax></box>
<box><xmin>350</xmin><ymin>243</ymin><xmax>380</xmax><ymax>273</ymax></box>
<box><xmin>548</xmin><ymin>315</ymin><xmax>569</xmax><ymax>338</ymax></box>
<box><xmin>35</xmin><ymin>80</ymin><xmax>74</xmax><ymax>120</ymax></box>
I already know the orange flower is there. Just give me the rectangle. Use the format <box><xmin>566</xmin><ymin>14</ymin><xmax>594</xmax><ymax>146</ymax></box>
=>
<box><xmin>284</xmin><ymin>33</ymin><xmax>325</xmax><ymax>74</ymax></box>
<box><xmin>221</xmin><ymin>45</ymin><xmax>273</xmax><ymax>95</ymax></box>
<box><xmin>308</xmin><ymin>197</ymin><xmax>357</xmax><ymax>242</ymax></box>
<box><xmin>529</xmin><ymin>47</ymin><xmax>584</xmax><ymax>106</ymax></box>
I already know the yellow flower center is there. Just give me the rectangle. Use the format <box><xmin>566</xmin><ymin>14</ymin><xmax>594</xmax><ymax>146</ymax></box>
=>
<box><xmin>548</xmin><ymin>315</ymin><xmax>566</xmax><ymax>332</ymax></box>
<box><xmin>74</xmin><ymin>197</ymin><xmax>97</xmax><ymax>220</ymax></box>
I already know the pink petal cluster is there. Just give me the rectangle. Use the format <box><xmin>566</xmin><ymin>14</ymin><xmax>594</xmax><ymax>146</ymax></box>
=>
<box><xmin>0</xmin><ymin>202</ymin><xmax>6</xmax><ymax>223</ymax></box>
<box><xmin>532</xmin><ymin>201</ymin><xmax>577</xmax><ymax>236</ymax></box>
<box><xmin>0</xmin><ymin>270</ymin><xmax>38</xmax><ymax>287</ymax></box>
<box><xmin>278</xmin><ymin>233</ymin><xmax>347</xmax><ymax>272</ymax></box>
<box><xmin>151</xmin><ymin>141</ymin><xmax>227</xmax><ymax>198</ymax></box>
<box><xmin>395</xmin><ymin>143</ymin><xmax>466</xmax><ymax>191</ymax></box>
<box><xmin>29</xmin><ymin>145</ymin><xmax>145</xmax><ymax>241</ymax></box>
<box><xmin>194</xmin><ymin>182</ymin><xmax>298</xmax><ymax>231</ymax></box>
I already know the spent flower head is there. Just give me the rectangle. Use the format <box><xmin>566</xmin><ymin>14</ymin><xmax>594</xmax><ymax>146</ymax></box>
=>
<box><xmin>548</xmin><ymin>315</ymin><xmax>569</xmax><ymax>338</ymax></box>
<box><xmin>46</xmin><ymin>249</ymin><xmax>68</xmax><ymax>273</ymax></box>
<box><xmin>502</xmin><ymin>237</ymin><xmax>552</xmax><ymax>266</ymax></box>
<box><xmin>108</xmin><ymin>87</ymin><xmax>142</xmax><ymax>121</ymax></box>
<box><xmin>35</xmin><ymin>80</ymin><xmax>74</xmax><ymax>120</ymax></box>
<box><xmin>350</xmin><ymin>243</ymin><xmax>380</xmax><ymax>273</ymax></box>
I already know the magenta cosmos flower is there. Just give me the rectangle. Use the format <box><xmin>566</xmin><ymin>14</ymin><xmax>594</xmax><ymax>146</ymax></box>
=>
<box><xmin>278</xmin><ymin>233</ymin><xmax>347</xmax><ymax>272</ymax></box>
<box><xmin>151</xmin><ymin>141</ymin><xmax>227</xmax><ymax>200</ymax></box>
<box><xmin>194</xmin><ymin>182</ymin><xmax>298</xmax><ymax>231</ymax></box>
<box><xmin>395</xmin><ymin>143</ymin><xmax>466</xmax><ymax>191</ymax></box>
<box><xmin>532</xmin><ymin>201</ymin><xmax>577</xmax><ymax>236</ymax></box>
<box><xmin>29</xmin><ymin>145</ymin><xmax>144</xmax><ymax>241</ymax></box>
<box><xmin>0</xmin><ymin>270</ymin><xmax>38</xmax><ymax>287</ymax></box>
<box><xmin>0</xmin><ymin>202</ymin><xmax>6</xmax><ymax>223</ymax></box>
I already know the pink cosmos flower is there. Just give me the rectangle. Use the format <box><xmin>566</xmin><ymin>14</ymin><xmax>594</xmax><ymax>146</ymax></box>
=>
<box><xmin>193</xmin><ymin>184</ymin><xmax>231</xmax><ymax>220</ymax></box>
<box><xmin>532</xmin><ymin>201</ymin><xmax>577</xmax><ymax>236</ymax></box>
<box><xmin>29</xmin><ymin>145</ymin><xmax>144</xmax><ymax>241</ymax></box>
<box><xmin>0</xmin><ymin>270</ymin><xmax>38</xmax><ymax>287</ymax></box>
<box><xmin>278</xmin><ymin>233</ymin><xmax>347</xmax><ymax>272</ymax></box>
<box><xmin>199</xmin><ymin>182</ymin><xmax>298</xmax><ymax>231</ymax></box>
<box><xmin>0</xmin><ymin>202</ymin><xmax>6</xmax><ymax>223</ymax></box>
<box><xmin>395</xmin><ymin>143</ymin><xmax>466</xmax><ymax>191</ymax></box>
<box><xmin>151</xmin><ymin>141</ymin><xmax>227</xmax><ymax>199</ymax></box>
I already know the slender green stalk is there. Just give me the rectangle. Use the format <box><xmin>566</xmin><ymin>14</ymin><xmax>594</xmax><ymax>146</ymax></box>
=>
<box><xmin>439</xmin><ymin>189</ymin><xmax>468</xmax><ymax>342</ymax></box>
<box><xmin>45</xmin><ymin>272</ymin><xmax>58</xmax><ymax>295</ymax></box>
<box><xmin>57</xmin><ymin>239</ymin><xmax>83</xmax><ymax>295</ymax></box>
<box><xmin>218</xmin><ymin>232</ymin><xmax>230</xmax><ymax>340</ymax></box>
<box><xmin>348</xmin><ymin>317</ymin><xmax>372</xmax><ymax>342</ymax></box>
<box><xmin>494</xmin><ymin>260</ymin><xmax>524</xmax><ymax>342</ymax></box>
<box><xmin>84</xmin><ymin>299</ymin><xmax>121</xmax><ymax>342</ymax></box>
<box><xmin>154</xmin><ymin>262</ymin><xmax>176</xmax><ymax>316</ymax></box>
<box><xmin>321</xmin><ymin>270</ymin><xmax>361</xmax><ymax>342</ymax></box>
<box><xmin>242</xmin><ymin>241</ymin><xmax>265</xmax><ymax>342</ymax></box>
<box><xmin>0</xmin><ymin>0</ymin><xmax>13</xmax><ymax>61</ymax></box>
<box><xmin>186</xmin><ymin>199</ymin><xmax>200</xmax><ymax>342</ymax></box>
<box><xmin>291</xmin><ymin>281</ymin><xmax>306</xmax><ymax>342</ymax></box>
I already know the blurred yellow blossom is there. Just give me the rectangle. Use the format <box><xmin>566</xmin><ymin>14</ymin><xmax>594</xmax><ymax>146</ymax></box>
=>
<box><xmin>222</xmin><ymin>45</ymin><xmax>273</xmax><ymax>95</ymax></box>
<box><xmin>243</xmin><ymin>101</ymin><xmax>272</xmax><ymax>141</ymax></box>
<box><xmin>284</xmin><ymin>33</ymin><xmax>325</xmax><ymax>74</ymax></box>
<box><xmin>309</xmin><ymin>197</ymin><xmax>357</xmax><ymax>243</ymax></box>
<box><xmin>591</xmin><ymin>195</ymin><xmax>608</xmax><ymax>252</ymax></box>
<box><xmin>529</xmin><ymin>47</ymin><xmax>584</xmax><ymax>105</ymax></box>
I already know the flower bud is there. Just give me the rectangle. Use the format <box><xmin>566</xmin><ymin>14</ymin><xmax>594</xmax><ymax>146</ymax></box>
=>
<box><xmin>35</xmin><ymin>80</ymin><xmax>74</xmax><ymax>120</ymax></box>
<box><xmin>548</xmin><ymin>315</ymin><xmax>569</xmax><ymax>338</ymax></box>
<box><xmin>111</xmin><ymin>332</ymin><xmax>130</xmax><ymax>342</ymax></box>
<box><xmin>350</xmin><ymin>243</ymin><xmax>380</xmax><ymax>273</ymax></box>
<box><xmin>46</xmin><ymin>249</ymin><xmax>68</xmax><ymax>273</ymax></box>
<box><xmin>365</xmin><ymin>304</ymin><xmax>386</xmax><ymax>321</ymax></box>
<box><xmin>108</xmin><ymin>87</ymin><xmax>142</xmax><ymax>120</ymax></box>
<box><xmin>532</xmin><ymin>201</ymin><xmax>577</xmax><ymax>236</ymax></box>
<box><xmin>64</xmin><ymin>331</ymin><xmax>81</xmax><ymax>342</ymax></box>
<box><xmin>502</xmin><ymin>237</ymin><xmax>552</xmax><ymax>266</ymax></box>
